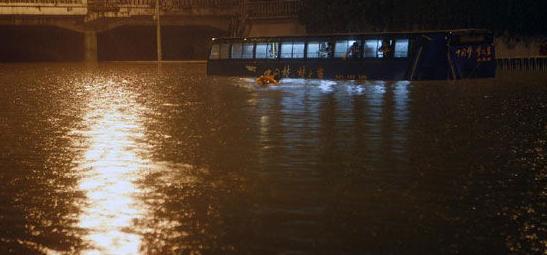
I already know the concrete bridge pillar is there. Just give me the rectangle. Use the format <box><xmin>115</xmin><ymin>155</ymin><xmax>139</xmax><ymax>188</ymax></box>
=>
<box><xmin>84</xmin><ymin>31</ymin><xmax>97</xmax><ymax>62</ymax></box>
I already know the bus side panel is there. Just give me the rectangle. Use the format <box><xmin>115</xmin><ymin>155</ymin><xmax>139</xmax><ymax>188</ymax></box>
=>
<box><xmin>252</xmin><ymin>60</ymin><xmax>410</xmax><ymax>81</ymax></box>
<box><xmin>413</xmin><ymin>34</ymin><xmax>451</xmax><ymax>80</ymax></box>
<box><xmin>358</xmin><ymin>60</ymin><xmax>409</xmax><ymax>80</ymax></box>
<box><xmin>208</xmin><ymin>59</ymin><xmax>410</xmax><ymax>81</ymax></box>
<box><xmin>208</xmin><ymin>60</ymin><xmax>261</xmax><ymax>77</ymax></box>
<box><xmin>449</xmin><ymin>44</ymin><xmax>496</xmax><ymax>79</ymax></box>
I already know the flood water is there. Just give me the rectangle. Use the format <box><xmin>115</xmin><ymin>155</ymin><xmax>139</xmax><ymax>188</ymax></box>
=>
<box><xmin>0</xmin><ymin>63</ymin><xmax>545</xmax><ymax>255</ymax></box>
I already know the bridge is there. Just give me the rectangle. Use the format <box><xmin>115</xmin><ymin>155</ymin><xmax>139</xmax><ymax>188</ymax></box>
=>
<box><xmin>0</xmin><ymin>0</ymin><xmax>304</xmax><ymax>61</ymax></box>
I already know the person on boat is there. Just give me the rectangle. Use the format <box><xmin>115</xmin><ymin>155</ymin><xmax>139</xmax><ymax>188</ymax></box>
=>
<box><xmin>273</xmin><ymin>68</ymin><xmax>281</xmax><ymax>82</ymax></box>
<box><xmin>256</xmin><ymin>69</ymin><xmax>279</xmax><ymax>86</ymax></box>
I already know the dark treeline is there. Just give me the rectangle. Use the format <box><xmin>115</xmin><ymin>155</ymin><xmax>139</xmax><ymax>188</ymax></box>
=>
<box><xmin>299</xmin><ymin>0</ymin><xmax>546</xmax><ymax>37</ymax></box>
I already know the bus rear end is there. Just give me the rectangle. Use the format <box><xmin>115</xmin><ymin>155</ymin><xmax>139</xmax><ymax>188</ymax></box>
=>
<box><xmin>448</xmin><ymin>30</ymin><xmax>496</xmax><ymax>79</ymax></box>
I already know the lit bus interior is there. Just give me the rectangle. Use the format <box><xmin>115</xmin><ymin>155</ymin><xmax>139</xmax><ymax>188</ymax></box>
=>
<box><xmin>209</xmin><ymin>38</ymin><xmax>409</xmax><ymax>60</ymax></box>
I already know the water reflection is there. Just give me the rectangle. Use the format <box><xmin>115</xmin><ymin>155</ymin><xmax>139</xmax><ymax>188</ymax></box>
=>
<box><xmin>392</xmin><ymin>81</ymin><xmax>410</xmax><ymax>161</ymax></box>
<box><xmin>73</xmin><ymin>80</ymin><xmax>148</xmax><ymax>255</ymax></box>
<box><xmin>0</xmin><ymin>64</ymin><xmax>544</xmax><ymax>255</ymax></box>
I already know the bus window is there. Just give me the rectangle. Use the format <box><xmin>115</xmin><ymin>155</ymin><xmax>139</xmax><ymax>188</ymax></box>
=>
<box><xmin>394</xmin><ymin>39</ymin><xmax>409</xmax><ymax>58</ymax></box>
<box><xmin>256</xmin><ymin>42</ymin><xmax>278</xmax><ymax>59</ymax></box>
<box><xmin>281</xmin><ymin>43</ymin><xmax>291</xmax><ymax>58</ymax></box>
<box><xmin>281</xmin><ymin>42</ymin><xmax>305</xmax><ymax>59</ymax></box>
<box><xmin>256</xmin><ymin>43</ymin><xmax>267</xmax><ymax>58</ymax></box>
<box><xmin>269</xmin><ymin>42</ymin><xmax>279</xmax><ymax>58</ymax></box>
<box><xmin>364</xmin><ymin>40</ymin><xmax>379</xmax><ymax>58</ymax></box>
<box><xmin>242</xmin><ymin>43</ymin><xmax>254</xmax><ymax>59</ymax></box>
<box><xmin>334</xmin><ymin>40</ymin><xmax>358</xmax><ymax>58</ymax></box>
<box><xmin>293</xmin><ymin>42</ymin><xmax>305</xmax><ymax>58</ymax></box>
<box><xmin>209</xmin><ymin>44</ymin><xmax>220</xmax><ymax>59</ymax></box>
<box><xmin>231</xmin><ymin>43</ymin><xmax>243</xmax><ymax>59</ymax></box>
<box><xmin>307</xmin><ymin>41</ymin><xmax>331</xmax><ymax>58</ymax></box>
<box><xmin>220</xmin><ymin>43</ymin><xmax>230</xmax><ymax>59</ymax></box>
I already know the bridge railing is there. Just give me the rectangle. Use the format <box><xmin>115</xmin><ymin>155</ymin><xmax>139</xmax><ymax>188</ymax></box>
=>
<box><xmin>497</xmin><ymin>56</ymin><xmax>547</xmax><ymax>72</ymax></box>
<box><xmin>245</xmin><ymin>0</ymin><xmax>302</xmax><ymax>18</ymax></box>
<box><xmin>0</xmin><ymin>0</ymin><xmax>303</xmax><ymax>18</ymax></box>
<box><xmin>0</xmin><ymin>0</ymin><xmax>87</xmax><ymax>15</ymax></box>
<box><xmin>0</xmin><ymin>0</ymin><xmax>84</xmax><ymax>5</ymax></box>
<box><xmin>111</xmin><ymin>0</ymin><xmax>239</xmax><ymax>9</ymax></box>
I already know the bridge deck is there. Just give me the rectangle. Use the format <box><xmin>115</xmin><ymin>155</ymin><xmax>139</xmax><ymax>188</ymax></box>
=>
<box><xmin>0</xmin><ymin>0</ymin><xmax>302</xmax><ymax>17</ymax></box>
<box><xmin>0</xmin><ymin>0</ymin><xmax>302</xmax><ymax>35</ymax></box>
<box><xmin>0</xmin><ymin>0</ymin><xmax>86</xmax><ymax>15</ymax></box>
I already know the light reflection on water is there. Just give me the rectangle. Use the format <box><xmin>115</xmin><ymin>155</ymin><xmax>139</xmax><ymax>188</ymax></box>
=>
<box><xmin>73</xmin><ymin>80</ymin><xmax>149</xmax><ymax>255</ymax></box>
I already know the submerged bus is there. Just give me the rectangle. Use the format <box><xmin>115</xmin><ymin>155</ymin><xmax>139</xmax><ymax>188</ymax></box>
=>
<box><xmin>207</xmin><ymin>29</ymin><xmax>496</xmax><ymax>81</ymax></box>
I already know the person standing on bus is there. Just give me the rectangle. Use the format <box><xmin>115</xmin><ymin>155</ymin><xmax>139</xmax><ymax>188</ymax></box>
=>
<box><xmin>346</xmin><ymin>41</ymin><xmax>361</xmax><ymax>59</ymax></box>
<box><xmin>379</xmin><ymin>39</ymin><xmax>393</xmax><ymax>58</ymax></box>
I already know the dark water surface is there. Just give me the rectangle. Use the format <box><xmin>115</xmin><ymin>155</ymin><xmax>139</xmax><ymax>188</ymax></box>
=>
<box><xmin>0</xmin><ymin>63</ymin><xmax>545</xmax><ymax>255</ymax></box>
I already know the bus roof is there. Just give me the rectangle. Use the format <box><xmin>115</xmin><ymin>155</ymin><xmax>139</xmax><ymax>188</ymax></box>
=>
<box><xmin>211</xmin><ymin>29</ymin><xmax>491</xmax><ymax>42</ymax></box>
